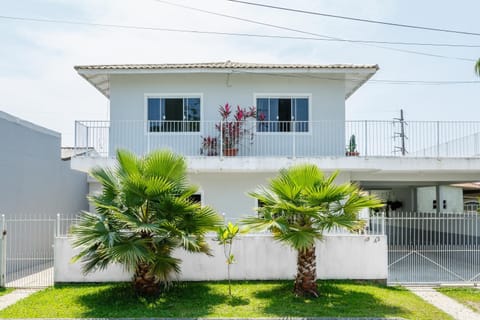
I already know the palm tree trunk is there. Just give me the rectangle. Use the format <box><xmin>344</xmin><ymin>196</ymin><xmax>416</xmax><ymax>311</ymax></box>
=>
<box><xmin>294</xmin><ymin>245</ymin><xmax>318</xmax><ymax>297</ymax></box>
<box><xmin>133</xmin><ymin>262</ymin><xmax>160</xmax><ymax>296</ymax></box>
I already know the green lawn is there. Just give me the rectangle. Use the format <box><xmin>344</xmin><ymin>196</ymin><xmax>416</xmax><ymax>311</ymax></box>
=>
<box><xmin>437</xmin><ymin>287</ymin><xmax>480</xmax><ymax>313</ymax></box>
<box><xmin>0</xmin><ymin>281</ymin><xmax>451</xmax><ymax>319</ymax></box>
<box><xmin>0</xmin><ymin>288</ymin><xmax>13</xmax><ymax>297</ymax></box>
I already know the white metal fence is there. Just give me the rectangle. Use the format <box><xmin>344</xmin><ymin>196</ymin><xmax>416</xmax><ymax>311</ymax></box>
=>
<box><xmin>0</xmin><ymin>213</ymin><xmax>78</xmax><ymax>288</ymax></box>
<box><xmin>387</xmin><ymin>211</ymin><xmax>480</xmax><ymax>284</ymax></box>
<box><xmin>75</xmin><ymin>120</ymin><xmax>480</xmax><ymax>159</ymax></box>
<box><xmin>6</xmin><ymin>211</ymin><xmax>480</xmax><ymax>286</ymax></box>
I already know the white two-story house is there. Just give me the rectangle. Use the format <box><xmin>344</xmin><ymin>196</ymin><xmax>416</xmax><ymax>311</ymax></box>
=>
<box><xmin>72</xmin><ymin>61</ymin><xmax>480</xmax><ymax>219</ymax></box>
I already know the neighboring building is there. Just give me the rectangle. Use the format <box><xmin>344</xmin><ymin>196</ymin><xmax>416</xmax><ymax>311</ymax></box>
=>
<box><xmin>71</xmin><ymin>61</ymin><xmax>480</xmax><ymax>219</ymax></box>
<box><xmin>0</xmin><ymin>110</ymin><xmax>88</xmax><ymax>215</ymax></box>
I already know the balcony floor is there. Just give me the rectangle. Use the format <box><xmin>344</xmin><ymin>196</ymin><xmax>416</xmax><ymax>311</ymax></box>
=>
<box><xmin>71</xmin><ymin>155</ymin><xmax>480</xmax><ymax>182</ymax></box>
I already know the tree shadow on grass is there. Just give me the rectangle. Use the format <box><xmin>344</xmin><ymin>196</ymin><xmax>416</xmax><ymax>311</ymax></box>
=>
<box><xmin>75</xmin><ymin>282</ymin><xmax>228</xmax><ymax>318</ymax></box>
<box><xmin>253</xmin><ymin>280</ymin><xmax>409</xmax><ymax>318</ymax></box>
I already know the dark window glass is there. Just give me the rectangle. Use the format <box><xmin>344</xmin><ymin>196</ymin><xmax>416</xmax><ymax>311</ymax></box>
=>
<box><xmin>294</xmin><ymin>98</ymin><xmax>309</xmax><ymax>132</ymax></box>
<box><xmin>147</xmin><ymin>97</ymin><xmax>201</xmax><ymax>132</ymax></box>
<box><xmin>189</xmin><ymin>194</ymin><xmax>202</xmax><ymax>203</ymax></box>
<box><xmin>256</xmin><ymin>98</ymin><xmax>269</xmax><ymax>132</ymax></box>
<box><xmin>148</xmin><ymin>98</ymin><xmax>161</xmax><ymax>132</ymax></box>
<box><xmin>255</xmin><ymin>97</ymin><xmax>309</xmax><ymax>133</ymax></box>
<box><xmin>185</xmin><ymin>98</ymin><xmax>201</xmax><ymax>132</ymax></box>
<box><xmin>278</xmin><ymin>99</ymin><xmax>292</xmax><ymax>132</ymax></box>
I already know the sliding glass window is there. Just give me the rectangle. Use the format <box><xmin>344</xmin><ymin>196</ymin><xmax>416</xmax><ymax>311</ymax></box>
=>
<box><xmin>147</xmin><ymin>97</ymin><xmax>200</xmax><ymax>132</ymax></box>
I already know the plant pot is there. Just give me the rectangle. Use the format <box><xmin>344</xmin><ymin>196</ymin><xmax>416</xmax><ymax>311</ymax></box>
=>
<box><xmin>346</xmin><ymin>151</ymin><xmax>360</xmax><ymax>156</ymax></box>
<box><xmin>223</xmin><ymin>148</ymin><xmax>239</xmax><ymax>156</ymax></box>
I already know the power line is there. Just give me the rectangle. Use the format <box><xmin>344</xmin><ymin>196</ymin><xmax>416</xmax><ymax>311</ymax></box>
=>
<box><xmin>230</xmin><ymin>70</ymin><xmax>480</xmax><ymax>86</ymax></box>
<box><xmin>154</xmin><ymin>0</ymin><xmax>476</xmax><ymax>62</ymax></box>
<box><xmin>2</xmin><ymin>14</ymin><xmax>479</xmax><ymax>48</ymax></box>
<box><xmin>227</xmin><ymin>0</ymin><xmax>480</xmax><ymax>37</ymax></box>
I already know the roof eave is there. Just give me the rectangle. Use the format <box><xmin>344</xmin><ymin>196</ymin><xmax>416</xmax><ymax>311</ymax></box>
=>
<box><xmin>75</xmin><ymin>65</ymin><xmax>379</xmax><ymax>100</ymax></box>
<box><xmin>345</xmin><ymin>71</ymin><xmax>377</xmax><ymax>100</ymax></box>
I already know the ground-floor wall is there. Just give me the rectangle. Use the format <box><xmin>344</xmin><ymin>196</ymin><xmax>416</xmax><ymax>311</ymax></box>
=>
<box><xmin>88</xmin><ymin>171</ymin><xmax>351</xmax><ymax>220</ymax></box>
<box><xmin>55</xmin><ymin>234</ymin><xmax>387</xmax><ymax>282</ymax></box>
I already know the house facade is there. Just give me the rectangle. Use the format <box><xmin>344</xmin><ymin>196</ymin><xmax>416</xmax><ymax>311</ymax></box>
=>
<box><xmin>72</xmin><ymin>61</ymin><xmax>480</xmax><ymax>219</ymax></box>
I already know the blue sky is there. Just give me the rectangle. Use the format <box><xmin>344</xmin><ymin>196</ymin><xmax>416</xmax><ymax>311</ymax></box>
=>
<box><xmin>0</xmin><ymin>0</ymin><xmax>479</xmax><ymax>146</ymax></box>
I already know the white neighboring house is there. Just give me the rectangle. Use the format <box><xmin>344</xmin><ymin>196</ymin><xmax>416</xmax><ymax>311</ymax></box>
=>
<box><xmin>0</xmin><ymin>111</ymin><xmax>89</xmax><ymax>286</ymax></box>
<box><xmin>0</xmin><ymin>110</ymin><xmax>88</xmax><ymax>215</ymax></box>
<box><xmin>71</xmin><ymin>61</ymin><xmax>480</xmax><ymax>219</ymax></box>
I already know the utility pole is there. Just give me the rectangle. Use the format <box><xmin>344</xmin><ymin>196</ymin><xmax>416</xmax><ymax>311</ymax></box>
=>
<box><xmin>394</xmin><ymin>109</ymin><xmax>407</xmax><ymax>156</ymax></box>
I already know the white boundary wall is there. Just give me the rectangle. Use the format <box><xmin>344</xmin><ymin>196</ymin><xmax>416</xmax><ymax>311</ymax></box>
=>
<box><xmin>55</xmin><ymin>234</ymin><xmax>387</xmax><ymax>282</ymax></box>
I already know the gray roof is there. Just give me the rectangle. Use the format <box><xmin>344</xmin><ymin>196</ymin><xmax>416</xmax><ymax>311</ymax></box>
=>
<box><xmin>75</xmin><ymin>61</ymin><xmax>379</xmax><ymax>99</ymax></box>
<box><xmin>74</xmin><ymin>61</ymin><xmax>379</xmax><ymax>71</ymax></box>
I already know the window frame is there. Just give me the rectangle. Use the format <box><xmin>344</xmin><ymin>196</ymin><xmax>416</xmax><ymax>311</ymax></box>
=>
<box><xmin>144</xmin><ymin>93</ymin><xmax>203</xmax><ymax>135</ymax></box>
<box><xmin>253</xmin><ymin>93</ymin><xmax>312</xmax><ymax>135</ymax></box>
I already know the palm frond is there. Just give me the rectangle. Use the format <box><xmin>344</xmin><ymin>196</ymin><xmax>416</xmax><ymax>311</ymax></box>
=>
<box><xmin>145</xmin><ymin>176</ymin><xmax>176</xmax><ymax>198</ymax></box>
<box><xmin>151</xmin><ymin>255</ymin><xmax>182</xmax><ymax>280</ymax></box>
<box><xmin>90</xmin><ymin>167</ymin><xmax>119</xmax><ymax>203</ymax></box>
<box><xmin>70</xmin><ymin>149</ymin><xmax>220</xmax><ymax>287</ymax></box>
<box><xmin>245</xmin><ymin>164</ymin><xmax>380</xmax><ymax>251</ymax></box>
<box><xmin>116</xmin><ymin>149</ymin><xmax>142</xmax><ymax>178</ymax></box>
<box><xmin>276</xmin><ymin>226</ymin><xmax>321</xmax><ymax>251</ymax></box>
<box><xmin>143</xmin><ymin>150</ymin><xmax>188</xmax><ymax>188</ymax></box>
<box><xmin>108</xmin><ymin>239</ymin><xmax>153</xmax><ymax>271</ymax></box>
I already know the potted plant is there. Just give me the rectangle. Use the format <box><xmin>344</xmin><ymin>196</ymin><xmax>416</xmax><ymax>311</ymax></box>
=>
<box><xmin>216</xmin><ymin>103</ymin><xmax>256</xmax><ymax>156</ymax></box>
<box><xmin>201</xmin><ymin>136</ymin><xmax>218</xmax><ymax>156</ymax></box>
<box><xmin>346</xmin><ymin>134</ymin><xmax>360</xmax><ymax>156</ymax></box>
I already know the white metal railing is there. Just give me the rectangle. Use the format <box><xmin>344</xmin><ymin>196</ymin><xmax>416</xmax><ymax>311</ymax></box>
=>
<box><xmin>0</xmin><ymin>213</ymin><xmax>79</xmax><ymax>288</ymax></box>
<box><xmin>75</xmin><ymin>120</ymin><xmax>480</xmax><ymax>159</ymax></box>
<box><xmin>386</xmin><ymin>211</ymin><xmax>480</xmax><ymax>284</ymax></box>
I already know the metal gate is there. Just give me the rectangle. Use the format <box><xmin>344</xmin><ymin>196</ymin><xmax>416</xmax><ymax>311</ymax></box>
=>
<box><xmin>0</xmin><ymin>214</ymin><xmax>56</xmax><ymax>288</ymax></box>
<box><xmin>387</xmin><ymin>212</ymin><xmax>480</xmax><ymax>284</ymax></box>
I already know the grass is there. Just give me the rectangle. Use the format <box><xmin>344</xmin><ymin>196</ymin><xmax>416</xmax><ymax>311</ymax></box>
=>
<box><xmin>0</xmin><ymin>288</ymin><xmax>13</xmax><ymax>297</ymax></box>
<box><xmin>437</xmin><ymin>287</ymin><xmax>480</xmax><ymax>313</ymax></box>
<box><xmin>0</xmin><ymin>281</ymin><xmax>451</xmax><ymax>319</ymax></box>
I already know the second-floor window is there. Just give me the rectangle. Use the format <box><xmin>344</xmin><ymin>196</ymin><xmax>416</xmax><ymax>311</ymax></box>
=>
<box><xmin>256</xmin><ymin>97</ymin><xmax>309</xmax><ymax>132</ymax></box>
<box><xmin>147</xmin><ymin>97</ymin><xmax>201</xmax><ymax>132</ymax></box>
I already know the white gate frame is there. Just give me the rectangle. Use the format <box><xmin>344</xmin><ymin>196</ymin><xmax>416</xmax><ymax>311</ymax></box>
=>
<box><xmin>0</xmin><ymin>215</ymin><xmax>6</xmax><ymax>287</ymax></box>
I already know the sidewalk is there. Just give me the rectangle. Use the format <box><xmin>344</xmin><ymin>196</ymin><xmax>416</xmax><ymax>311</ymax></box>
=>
<box><xmin>407</xmin><ymin>286</ymin><xmax>480</xmax><ymax>320</ymax></box>
<box><xmin>0</xmin><ymin>289</ymin><xmax>39</xmax><ymax>310</ymax></box>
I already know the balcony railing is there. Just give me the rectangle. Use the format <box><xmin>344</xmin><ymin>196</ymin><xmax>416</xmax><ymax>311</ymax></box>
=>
<box><xmin>74</xmin><ymin>120</ymin><xmax>480</xmax><ymax>158</ymax></box>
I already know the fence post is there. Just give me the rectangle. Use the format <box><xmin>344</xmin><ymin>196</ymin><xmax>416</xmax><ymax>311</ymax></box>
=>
<box><xmin>56</xmin><ymin>213</ymin><xmax>61</xmax><ymax>238</ymax></box>
<box><xmin>364</xmin><ymin>120</ymin><xmax>368</xmax><ymax>157</ymax></box>
<box><xmin>0</xmin><ymin>214</ymin><xmax>6</xmax><ymax>287</ymax></box>
<box><xmin>382</xmin><ymin>212</ymin><xmax>386</xmax><ymax>235</ymax></box>
<box><xmin>74</xmin><ymin>121</ymin><xmax>78</xmax><ymax>158</ymax></box>
<box><xmin>220</xmin><ymin>120</ymin><xmax>224</xmax><ymax>159</ymax></box>
<box><xmin>436</xmin><ymin>121</ymin><xmax>440</xmax><ymax>158</ymax></box>
<box><xmin>292</xmin><ymin>120</ymin><xmax>296</xmax><ymax>159</ymax></box>
<box><xmin>147</xmin><ymin>121</ymin><xmax>150</xmax><ymax>155</ymax></box>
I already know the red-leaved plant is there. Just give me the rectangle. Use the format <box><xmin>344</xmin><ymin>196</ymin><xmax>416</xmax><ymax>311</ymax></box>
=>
<box><xmin>215</xmin><ymin>103</ymin><xmax>256</xmax><ymax>150</ymax></box>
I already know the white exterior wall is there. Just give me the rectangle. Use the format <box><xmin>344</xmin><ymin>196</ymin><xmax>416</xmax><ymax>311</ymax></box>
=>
<box><xmin>107</xmin><ymin>73</ymin><xmax>346</xmax><ymax>157</ymax></box>
<box><xmin>55</xmin><ymin>234</ymin><xmax>387</xmax><ymax>282</ymax></box>
<box><xmin>417</xmin><ymin>186</ymin><xmax>436</xmax><ymax>212</ymax></box>
<box><xmin>440</xmin><ymin>185</ymin><xmax>463</xmax><ymax>212</ymax></box>
<box><xmin>110</xmin><ymin>73</ymin><xmax>344</xmax><ymax>123</ymax></box>
<box><xmin>417</xmin><ymin>185</ymin><xmax>463</xmax><ymax>213</ymax></box>
<box><xmin>0</xmin><ymin>111</ymin><xmax>88</xmax><ymax>215</ymax></box>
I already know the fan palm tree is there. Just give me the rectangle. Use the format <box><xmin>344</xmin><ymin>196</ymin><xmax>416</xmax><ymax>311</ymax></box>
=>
<box><xmin>242</xmin><ymin>164</ymin><xmax>382</xmax><ymax>297</ymax></box>
<box><xmin>71</xmin><ymin>149</ymin><xmax>222</xmax><ymax>296</ymax></box>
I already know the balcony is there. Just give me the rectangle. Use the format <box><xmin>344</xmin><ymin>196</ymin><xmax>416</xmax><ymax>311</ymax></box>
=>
<box><xmin>74</xmin><ymin>120</ymin><xmax>480</xmax><ymax>160</ymax></box>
